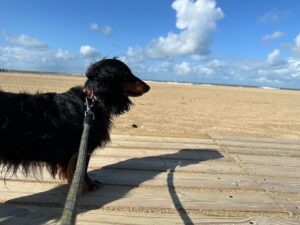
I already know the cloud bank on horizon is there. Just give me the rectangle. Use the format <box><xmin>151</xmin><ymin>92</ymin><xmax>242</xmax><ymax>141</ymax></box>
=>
<box><xmin>0</xmin><ymin>0</ymin><xmax>300</xmax><ymax>89</ymax></box>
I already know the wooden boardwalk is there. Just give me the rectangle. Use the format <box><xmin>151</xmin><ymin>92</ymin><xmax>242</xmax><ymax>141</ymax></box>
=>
<box><xmin>0</xmin><ymin>134</ymin><xmax>300</xmax><ymax>225</ymax></box>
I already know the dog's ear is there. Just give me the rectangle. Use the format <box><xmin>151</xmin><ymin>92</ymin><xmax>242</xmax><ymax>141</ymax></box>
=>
<box><xmin>86</xmin><ymin>63</ymin><xmax>100</xmax><ymax>80</ymax></box>
<box><xmin>86</xmin><ymin>71</ymin><xmax>95</xmax><ymax>80</ymax></box>
<box><xmin>86</xmin><ymin>60</ymin><xmax>110</xmax><ymax>80</ymax></box>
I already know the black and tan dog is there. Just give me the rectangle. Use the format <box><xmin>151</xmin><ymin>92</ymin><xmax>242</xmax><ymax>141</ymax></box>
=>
<box><xmin>0</xmin><ymin>58</ymin><xmax>150</xmax><ymax>191</ymax></box>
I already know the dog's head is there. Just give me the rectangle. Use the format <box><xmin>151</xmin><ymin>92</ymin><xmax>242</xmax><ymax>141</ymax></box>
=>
<box><xmin>84</xmin><ymin>58</ymin><xmax>150</xmax><ymax>114</ymax></box>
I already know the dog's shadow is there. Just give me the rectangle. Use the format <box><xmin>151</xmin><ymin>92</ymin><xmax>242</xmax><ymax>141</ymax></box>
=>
<box><xmin>0</xmin><ymin>149</ymin><xmax>223</xmax><ymax>225</ymax></box>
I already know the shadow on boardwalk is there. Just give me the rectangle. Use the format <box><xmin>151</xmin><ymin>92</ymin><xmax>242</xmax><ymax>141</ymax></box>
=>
<box><xmin>0</xmin><ymin>149</ymin><xmax>223</xmax><ymax>225</ymax></box>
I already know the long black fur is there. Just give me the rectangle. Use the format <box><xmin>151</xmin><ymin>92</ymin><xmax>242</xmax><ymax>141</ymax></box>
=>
<box><xmin>0</xmin><ymin>58</ymin><xmax>150</xmax><ymax>191</ymax></box>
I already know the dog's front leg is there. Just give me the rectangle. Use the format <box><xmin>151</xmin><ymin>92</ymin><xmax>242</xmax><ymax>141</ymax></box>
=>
<box><xmin>67</xmin><ymin>153</ymin><xmax>103</xmax><ymax>192</ymax></box>
<box><xmin>82</xmin><ymin>154</ymin><xmax>103</xmax><ymax>192</ymax></box>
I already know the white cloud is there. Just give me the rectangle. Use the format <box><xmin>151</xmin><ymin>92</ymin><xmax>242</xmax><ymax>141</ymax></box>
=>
<box><xmin>293</xmin><ymin>33</ymin><xmax>300</xmax><ymax>54</ymax></box>
<box><xmin>194</xmin><ymin>65</ymin><xmax>215</xmax><ymax>76</ymax></box>
<box><xmin>3</xmin><ymin>32</ymin><xmax>47</xmax><ymax>48</ymax></box>
<box><xmin>79</xmin><ymin>45</ymin><xmax>100</xmax><ymax>58</ymax></box>
<box><xmin>175</xmin><ymin>62</ymin><xmax>192</xmax><ymax>74</ymax></box>
<box><xmin>145</xmin><ymin>0</ymin><xmax>224</xmax><ymax>59</ymax></box>
<box><xmin>89</xmin><ymin>23</ymin><xmax>112</xmax><ymax>35</ymax></box>
<box><xmin>125</xmin><ymin>0</ymin><xmax>224</xmax><ymax>65</ymax></box>
<box><xmin>260</xmin><ymin>9</ymin><xmax>281</xmax><ymax>23</ymax></box>
<box><xmin>287</xmin><ymin>58</ymin><xmax>300</xmax><ymax>78</ymax></box>
<box><xmin>55</xmin><ymin>49</ymin><xmax>71</xmax><ymax>59</ymax></box>
<box><xmin>102</xmin><ymin>25</ymin><xmax>112</xmax><ymax>35</ymax></box>
<box><xmin>90</xmin><ymin>23</ymin><xmax>99</xmax><ymax>31</ymax></box>
<box><xmin>191</xmin><ymin>54</ymin><xmax>209</xmax><ymax>61</ymax></box>
<box><xmin>127</xmin><ymin>54</ymin><xmax>300</xmax><ymax>88</ymax></box>
<box><xmin>208</xmin><ymin>59</ymin><xmax>225</xmax><ymax>68</ymax></box>
<box><xmin>262</xmin><ymin>31</ymin><xmax>284</xmax><ymax>42</ymax></box>
<box><xmin>255</xmin><ymin>58</ymin><xmax>300</xmax><ymax>84</ymax></box>
<box><xmin>266</xmin><ymin>49</ymin><xmax>282</xmax><ymax>66</ymax></box>
<box><xmin>126</xmin><ymin>46</ymin><xmax>145</xmax><ymax>63</ymax></box>
<box><xmin>0</xmin><ymin>46</ymin><xmax>88</xmax><ymax>73</ymax></box>
<box><xmin>142</xmin><ymin>61</ymin><xmax>174</xmax><ymax>76</ymax></box>
<box><xmin>142</xmin><ymin>60</ymin><xmax>217</xmax><ymax>77</ymax></box>
<box><xmin>255</xmin><ymin>76</ymin><xmax>274</xmax><ymax>84</ymax></box>
<box><xmin>0</xmin><ymin>32</ymin><xmax>98</xmax><ymax>73</ymax></box>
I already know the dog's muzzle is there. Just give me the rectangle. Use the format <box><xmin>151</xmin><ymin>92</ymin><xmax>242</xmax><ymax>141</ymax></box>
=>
<box><xmin>124</xmin><ymin>80</ymin><xmax>150</xmax><ymax>97</ymax></box>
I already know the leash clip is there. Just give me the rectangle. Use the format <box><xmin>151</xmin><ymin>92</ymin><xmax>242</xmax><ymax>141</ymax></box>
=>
<box><xmin>83</xmin><ymin>89</ymin><xmax>96</xmax><ymax>121</ymax></box>
<box><xmin>84</xmin><ymin>97</ymin><xmax>95</xmax><ymax>121</ymax></box>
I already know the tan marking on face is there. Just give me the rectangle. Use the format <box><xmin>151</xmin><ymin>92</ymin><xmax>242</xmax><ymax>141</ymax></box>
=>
<box><xmin>124</xmin><ymin>81</ymin><xmax>150</xmax><ymax>96</ymax></box>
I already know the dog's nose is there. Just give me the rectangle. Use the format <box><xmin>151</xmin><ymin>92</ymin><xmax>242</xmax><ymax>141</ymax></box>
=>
<box><xmin>143</xmin><ymin>83</ymin><xmax>150</xmax><ymax>93</ymax></box>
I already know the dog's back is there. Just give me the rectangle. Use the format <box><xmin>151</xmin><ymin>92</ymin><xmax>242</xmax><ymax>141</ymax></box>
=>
<box><xmin>0</xmin><ymin>88</ymin><xmax>84</xmax><ymax>174</ymax></box>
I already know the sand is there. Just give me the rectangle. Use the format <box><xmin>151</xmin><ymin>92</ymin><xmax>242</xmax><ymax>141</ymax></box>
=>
<box><xmin>1</xmin><ymin>72</ymin><xmax>300</xmax><ymax>140</ymax></box>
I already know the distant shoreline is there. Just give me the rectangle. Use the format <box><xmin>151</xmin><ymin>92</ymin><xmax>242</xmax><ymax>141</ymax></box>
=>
<box><xmin>0</xmin><ymin>68</ymin><xmax>82</xmax><ymax>77</ymax></box>
<box><xmin>147</xmin><ymin>80</ymin><xmax>300</xmax><ymax>91</ymax></box>
<box><xmin>1</xmin><ymin>69</ymin><xmax>299</xmax><ymax>91</ymax></box>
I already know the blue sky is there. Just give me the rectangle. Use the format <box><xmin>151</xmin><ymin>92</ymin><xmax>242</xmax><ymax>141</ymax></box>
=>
<box><xmin>1</xmin><ymin>0</ymin><xmax>300</xmax><ymax>89</ymax></box>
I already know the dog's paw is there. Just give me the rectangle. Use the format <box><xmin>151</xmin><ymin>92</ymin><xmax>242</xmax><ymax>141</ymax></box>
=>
<box><xmin>83</xmin><ymin>179</ymin><xmax>103</xmax><ymax>192</ymax></box>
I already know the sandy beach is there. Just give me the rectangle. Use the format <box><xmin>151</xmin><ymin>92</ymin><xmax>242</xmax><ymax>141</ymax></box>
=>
<box><xmin>1</xmin><ymin>72</ymin><xmax>300</xmax><ymax>140</ymax></box>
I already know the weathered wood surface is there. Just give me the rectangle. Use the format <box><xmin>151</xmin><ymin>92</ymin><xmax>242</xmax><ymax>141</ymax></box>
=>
<box><xmin>0</xmin><ymin>135</ymin><xmax>299</xmax><ymax>225</ymax></box>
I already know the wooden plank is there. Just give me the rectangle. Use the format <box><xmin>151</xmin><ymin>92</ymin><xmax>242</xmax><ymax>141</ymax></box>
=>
<box><xmin>281</xmin><ymin>203</ymin><xmax>300</xmax><ymax>216</ymax></box>
<box><xmin>107</xmin><ymin>140</ymin><xmax>218</xmax><ymax>150</ymax></box>
<box><xmin>212</xmin><ymin>135</ymin><xmax>300</xmax><ymax>145</ymax></box>
<box><xmin>243</xmin><ymin>164</ymin><xmax>300</xmax><ymax>178</ymax></box>
<box><xmin>1</xmin><ymin>205</ymin><xmax>299</xmax><ymax>225</ymax></box>
<box><xmin>1</xmin><ymin>169</ymin><xmax>261</xmax><ymax>191</ymax></box>
<box><xmin>223</xmin><ymin>146</ymin><xmax>300</xmax><ymax>157</ymax></box>
<box><xmin>94</xmin><ymin>147</ymin><xmax>230</xmax><ymax>162</ymax></box>
<box><xmin>0</xmin><ymin>204</ymin><xmax>60</xmax><ymax>225</ymax></box>
<box><xmin>3</xmin><ymin>168</ymin><xmax>300</xmax><ymax>194</ymax></box>
<box><xmin>111</xmin><ymin>135</ymin><xmax>214</xmax><ymax>144</ymax></box>
<box><xmin>88</xmin><ymin>156</ymin><xmax>245</xmax><ymax>174</ymax></box>
<box><xmin>232</xmin><ymin>154</ymin><xmax>300</xmax><ymax>167</ymax></box>
<box><xmin>0</xmin><ymin>181</ymin><xmax>285</xmax><ymax>214</ymax></box>
<box><xmin>88</xmin><ymin>169</ymin><xmax>260</xmax><ymax>190</ymax></box>
<box><xmin>76</xmin><ymin>214</ymin><xmax>300</xmax><ymax>225</ymax></box>
<box><xmin>272</xmin><ymin>193</ymin><xmax>300</xmax><ymax>216</ymax></box>
<box><xmin>215</xmin><ymin>140</ymin><xmax>300</xmax><ymax>151</ymax></box>
<box><xmin>255</xmin><ymin>176</ymin><xmax>300</xmax><ymax>193</ymax></box>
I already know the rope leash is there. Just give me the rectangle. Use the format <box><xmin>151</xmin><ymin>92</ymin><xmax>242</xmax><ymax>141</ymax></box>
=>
<box><xmin>60</xmin><ymin>90</ymin><xmax>95</xmax><ymax>225</ymax></box>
